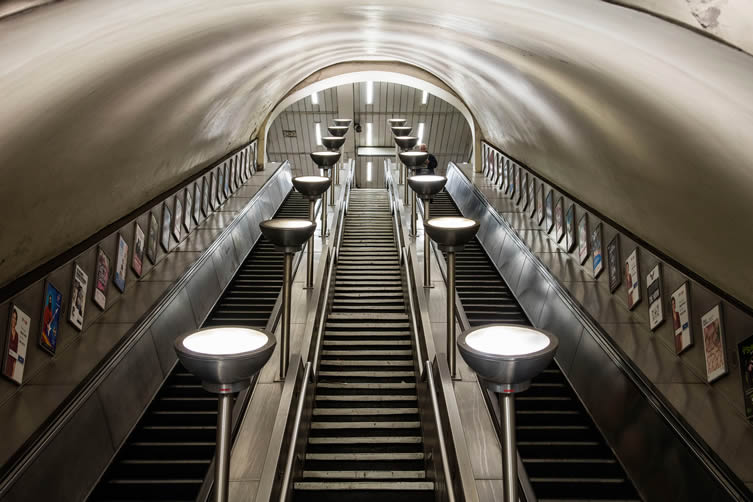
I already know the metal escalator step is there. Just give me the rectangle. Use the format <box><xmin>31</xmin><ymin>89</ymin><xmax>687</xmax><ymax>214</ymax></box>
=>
<box><xmin>301</xmin><ymin>470</ymin><xmax>426</xmax><ymax>479</ymax></box>
<box><xmin>294</xmin><ymin>481</ymin><xmax>434</xmax><ymax>490</ymax></box>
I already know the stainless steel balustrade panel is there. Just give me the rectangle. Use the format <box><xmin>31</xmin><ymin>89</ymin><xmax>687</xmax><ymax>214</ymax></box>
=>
<box><xmin>149</xmin><ymin>287</ymin><xmax>198</xmax><ymax>373</ymax></box>
<box><xmin>536</xmin><ymin>287</ymin><xmax>584</xmax><ymax>376</ymax></box>
<box><xmin>185</xmin><ymin>258</ymin><xmax>223</xmax><ymax>327</ymax></box>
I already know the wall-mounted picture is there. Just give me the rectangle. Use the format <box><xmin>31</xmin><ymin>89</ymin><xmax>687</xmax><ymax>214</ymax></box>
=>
<box><xmin>114</xmin><ymin>234</ymin><xmax>128</xmax><ymax>293</ymax></box>
<box><xmin>509</xmin><ymin>165</ymin><xmax>516</xmax><ymax>197</ymax></box>
<box><xmin>193</xmin><ymin>183</ymin><xmax>202</xmax><ymax>224</ymax></box>
<box><xmin>173</xmin><ymin>198</ymin><xmax>182</xmax><ymax>241</ymax></box>
<box><xmin>502</xmin><ymin>158</ymin><xmax>508</xmax><ymax>192</ymax></box>
<box><xmin>132</xmin><ymin>223</ymin><xmax>145</xmax><ymax>277</ymax></box>
<box><xmin>671</xmin><ymin>282</ymin><xmax>692</xmax><ymax>354</ymax></box>
<box><xmin>737</xmin><ymin>334</ymin><xmax>753</xmax><ymax>423</ymax></box>
<box><xmin>592</xmin><ymin>223</ymin><xmax>604</xmax><ymax>278</ymax></box>
<box><xmin>217</xmin><ymin>166</ymin><xmax>225</xmax><ymax>204</ymax></box>
<box><xmin>545</xmin><ymin>190</ymin><xmax>554</xmax><ymax>232</ymax></box>
<box><xmin>565</xmin><ymin>205</ymin><xmax>576</xmax><ymax>252</ymax></box>
<box><xmin>701</xmin><ymin>304</ymin><xmax>727</xmax><ymax>383</ymax></box>
<box><xmin>146</xmin><ymin>212</ymin><xmax>158</xmax><ymax>265</ymax></box>
<box><xmin>520</xmin><ymin>173</ymin><xmax>528</xmax><ymax>210</ymax></box>
<box><xmin>161</xmin><ymin>202</ymin><xmax>172</xmax><ymax>252</ymax></box>
<box><xmin>607</xmin><ymin>235</ymin><xmax>621</xmax><ymax>293</ymax></box>
<box><xmin>224</xmin><ymin>163</ymin><xmax>231</xmax><ymax>196</ymax></box>
<box><xmin>252</xmin><ymin>144</ymin><xmax>258</xmax><ymax>173</ymax></box>
<box><xmin>625</xmin><ymin>248</ymin><xmax>641</xmax><ymax>309</ymax></box>
<box><xmin>646</xmin><ymin>264</ymin><xmax>664</xmax><ymax>331</ymax></box>
<box><xmin>537</xmin><ymin>185</ymin><xmax>545</xmax><ymax>224</ymax></box>
<box><xmin>68</xmin><ymin>263</ymin><xmax>88</xmax><ymax>331</ymax></box>
<box><xmin>513</xmin><ymin>166</ymin><xmax>520</xmax><ymax>202</ymax></box>
<box><xmin>3</xmin><ymin>304</ymin><xmax>30</xmax><ymax>385</ymax></box>
<box><xmin>93</xmin><ymin>247</ymin><xmax>110</xmax><ymax>310</ymax></box>
<box><xmin>202</xmin><ymin>177</ymin><xmax>209</xmax><ymax>216</ymax></box>
<box><xmin>209</xmin><ymin>173</ymin><xmax>217</xmax><ymax>210</ymax></box>
<box><xmin>39</xmin><ymin>281</ymin><xmax>63</xmax><ymax>355</ymax></box>
<box><xmin>528</xmin><ymin>177</ymin><xmax>535</xmax><ymax>217</ymax></box>
<box><xmin>554</xmin><ymin>196</ymin><xmax>564</xmax><ymax>241</ymax></box>
<box><xmin>577</xmin><ymin>213</ymin><xmax>588</xmax><ymax>264</ymax></box>
<box><xmin>184</xmin><ymin>189</ymin><xmax>193</xmax><ymax>232</ymax></box>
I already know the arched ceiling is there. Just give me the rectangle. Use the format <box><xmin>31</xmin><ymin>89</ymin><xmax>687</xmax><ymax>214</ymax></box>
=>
<box><xmin>1</xmin><ymin>0</ymin><xmax>752</xmax><ymax>308</ymax></box>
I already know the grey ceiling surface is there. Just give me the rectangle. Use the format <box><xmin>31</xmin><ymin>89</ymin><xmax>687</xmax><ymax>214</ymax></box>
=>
<box><xmin>266</xmin><ymin>82</ymin><xmax>472</xmax><ymax>187</ymax></box>
<box><xmin>0</xmin><ymin>1</ymin><xmax>752</xmax><ymax>308</ymax></box>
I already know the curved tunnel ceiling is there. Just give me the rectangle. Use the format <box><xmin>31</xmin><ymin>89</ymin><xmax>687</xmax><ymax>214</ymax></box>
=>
<box><xmin>1</xmin><ymin>1</ymin><xmax>752</xmax><ymax>308</ymax></box>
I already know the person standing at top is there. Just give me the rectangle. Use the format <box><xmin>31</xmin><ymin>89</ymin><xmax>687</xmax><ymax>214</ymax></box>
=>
<box><xmin>417</xmin><ymin>144</ymin><xmax>438</xmax><ymax>175</ymax></box>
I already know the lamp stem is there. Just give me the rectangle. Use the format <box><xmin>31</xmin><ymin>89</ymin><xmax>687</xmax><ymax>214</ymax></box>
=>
<box><xmin>306</xmin><ymin>199</ymin><xmax>315</xmax><ymax>289</ymax></box>
<box><xmin>500</xmin><ymin>392</ymin><xmax>518</xmax><ymax>502</ymax></box>
<box><xmin>404</xmin><ymin>165</ymin><xmax>409</xmax><ymax>205</ymax></box>
<box><xmin>447</xmin><ymin>251</ymin><xmax>456</xmax><ymax>377</ymax></box>
<box><xmin>280</xmin><ymin>252</ymin><xmax>292</xmax><ymax>380</ymax></box>
<box><xmin>411</xmin><ymin>189</ymin><xmax>417</xmax><ymax>236</ymax></box>
<box><xmin>214</xmin><ymin>393</ymin><xmax>233</xmax><ymax>502</ymax></box>
<box><xmin>329</xmin><ymin>168</ymin><xmax>335</xmax><ymax>206</ymax></box>
<box><xmin>423</xmin><ymin>200</ymin><xmax>431</xmax><ymax>288</ymax></box>
<box><xmin>321</xmin><ymin>193</ymin><xmax>327</xmax><ymax>237</ymax></box>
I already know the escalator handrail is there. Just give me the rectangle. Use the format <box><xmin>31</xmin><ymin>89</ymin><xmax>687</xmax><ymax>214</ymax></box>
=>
<box><xmin>0</xmin><ymin>161</ymin><xmax>291</xmax><ymax>498</ymax></box>
<box><xmin>424</xmin><ymin>360</ymin><xmax>457</xmax><ymax>502</ymax></box>
<box><xmin>447</xmin><ymin>161</ymin><xmax>748</xmax><ymax>501</ymax></box>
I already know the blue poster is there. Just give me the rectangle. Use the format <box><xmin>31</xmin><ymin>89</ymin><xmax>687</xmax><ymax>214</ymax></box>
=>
<box><xmin>40</xmin><ymin>282</ymin><xmax>63</xmax><ymax>355</ymax></box>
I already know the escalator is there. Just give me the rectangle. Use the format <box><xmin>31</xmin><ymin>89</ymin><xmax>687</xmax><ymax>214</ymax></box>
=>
<box><xmin>429</xmin><ymin>191</ymin><xmax>641</xmax><ymax>501</ymax></box>
<box><xmin>293</xmin><ymin>189</ymin><xmax>434</xmax><ymax>502</ymax></box>
<box><xmin>89</xmin><ymin>191</ymin><xmax>310</xmax><ymax>501</ymax></box>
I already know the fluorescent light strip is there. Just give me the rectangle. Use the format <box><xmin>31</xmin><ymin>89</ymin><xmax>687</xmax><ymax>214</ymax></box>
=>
<box><xmin>366</xmin><ymin>122</ymin><xmax>373</xmax><ymax>146</ymax></box>
<box><xmin>422</xmin><ymin>90</ymin><xmax>428</xmax><ymax>104</ymax></box>
<box><xmin>315</xmin><ymin>123</ymin><xmax>322</xmax><ymax>146</ymax></box>
<box><xmin>366</xmin><ymin>81</ymin><xmax>373</xmax><ymax>104</ymax></box>
<box><xmin>417</xmin><ymin>122</ymin><xmax>425</xmax><ymax>144</ymax></box>
<box><xmin>367</xmin><ymin>161</ymin><xmax>373</xmax><ymax>182</ymax></box>
<box><xmin>311</xmin><ymin>91</ymin><xmax>319</xmax><ymax>105</ymax></box>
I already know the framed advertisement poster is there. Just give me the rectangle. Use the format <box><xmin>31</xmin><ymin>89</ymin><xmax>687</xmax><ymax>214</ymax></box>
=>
<box><xmin>646</xmin><ymin>264</ymin><xmax>664</xmax><ymax>331</ymax></box>
<box><xmin>3</xmin><ymin>304</ymin><xmax>30</xmax><ymax>385</ymax></box>
<box><xmin>509</xmin><ymin>164</ymin><xmax>516</xmax><ymax>198</ymax></box>
<box><xmin>592</xmin><ymin>223</ymin><xmax>604</xmax><ymax>278</ymax></box>
<box><xmin>114</xmin><ymin>234</ymin><xmax>128</xmax><ymax>293</ymax></box>
<box><xmin>545</xmin><ymin>190</ymin><xmax>554</xmax><ymax>232</ymax></box>
<box><xmin>625</xmin><ymin>248</ymin><xmax>641</xmax><ymax>309</ymax></box>
<box><xmin>565</xmin><ymin>205</ymin><xmax>576</xmax><ymax>252</ymax></box>
<box><xmin>146</xmin><ymin>212</ymin><xmax>158</xmax><ymax>265</ymax></box>
<box><xmin>39</xmin><ymin>281</ymin><xmax>63</xmax><ymax>355</ymax></box>
<box><xmin>184</xmin><ymin>189</ymin><xmax>193</xmax><ymax>232</ymax></box>
<box><xmin>737</xmin><ymin>334</ymin><xmax>753</xmax><ymax>423</ymax></box>
<box><xmin>94</xmin><ymin>247</ymin><xmax>110</xmax><ymax>310</ymax></box>
<box><xmin>209</xmin><ymin>173</ymin><xmax>217</xmax><ymax>210</ymax></box>
<box><xmin>520</xmin><ymin>173</ymin><xmax>528</xmax><ymax>210</ymax></box>
<box><xmin>502</xmin><ymin>158</ymin><xmax>508</xmax><ymax>192</ymax></box>
<box><xmin>161</xmin><ymin>202</ymin><xmax>172</xmax><ymax>252</ymax></box>
<box><xmin>536</xmin><ymin>185</ymin><xmax>544</xmax><ymax>224</ymax></box>
<box><xmin>701</xmin><ymin>304</ymin><xmax>727</xmax><ymax>382</ymax></box>
<box><xmin>671</xmin><ymin>282</ymin><xmax>693</xmax><ymax>354</ymax></box>
<box><xmin>173</xmin><ymin>198</ymin><xmax>182</xmax><ymax>241</ymax></box>
<box><xmin>577</xmin><ymin>213</ymin><xmax>588</xmax><ymax>264</ymax></box>
<box><xmin>132</xmin><ymin>223</ymin><xmax>145</xmax><ymax>277</ymax></box>
<box><xmin>68</xmin><ymin>263</ymin><xmax>88</xmax><ymax>331</ymax></box>
<box><xmin>193</xmin><ymin>183</ymin><xmax>202</xmax><ymax>224</ymax></box>
<box><xmin>607</xmin><ymin>235</ymin><xmax>621</xmax><ymax>293</ymax></box>
<box><xmin>528</xmin><ymin>177</ymin><xmax>535</xmax><ymax>217</ymax></box>
<box><xmin>513</xmin><ymin>166</ymin><xmax>520</xmax><ymax>202</ymax></box>
<box><xmin>554</xmin><ymin>197</ymin><xmax>564</xmax><ymax>241</ymax></box>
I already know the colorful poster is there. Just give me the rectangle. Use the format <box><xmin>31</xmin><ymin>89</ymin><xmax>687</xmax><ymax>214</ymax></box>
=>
<box><xmin>218</xmin><ymin>166</ymin><xmax>226</xmax><ymax>203</ymax></box>
<box><xmin>147</xmin><ymin>212</ymin><xmax>158</xmax><ymax>265</ymax></box>
<box><xmin>625</xmin><ymin>248</ymin><xmax>641</xmax><ymax>309</ymax></box>
<box><xmin>536</xmin><ymin>185</ymin><xmax>544</xmax><ymax>224</ymax></box>
<box><xmin>509</xmin><ymin>164</ymin><xmax>516</xmax><ymax>197</ymax></box>
<box><xmin>193</xmin><ymin>183</ymin><xmax>202</xmax><ymax>224</ymax></box>
<box><xmin>737</xmin><ymin>335</ymin><xmax>753</xmax><ymax>423</ymax></box>
<box><xmin>39</xmin><ymin>281</ymin><xmax>63</xmax><ymax>355</ymax></box>
<box><xmin>68</xmin><ymin>263</ymin><xmax>88</xmax><ymax>330</ymax></box>
<box><xmin>161</xmin><ymin>203</ymin><xmax>172</xmax><ymax>252</ymax></box>
<box><xmin>520</xmin><ymin>173</ymin><xmax>528</xmax><ymax>210</ymax></box>
<box><xmin>202</xmin><ymin>177</ymin><xmax>210</xmax><ymax>216</ymax></box>
<box><xmin>646</xmin><ymin>264</ymin><xmax>664</xmax><ymax>331</ymax></box>
<box><xmin>94</xmin><ymin>247</ymin><xmax>110</xmax><ymax>310</ymax></box>
<box><xmin>513</xmin><ymin>165</ymin><xmax>520</xmax><ymax>201</ymax></box>
<box><xmin>554</xmin><ymin>197</ymin><xmax>564</xmax><ymax>242</ymax></box>
<box><xmin>502</xmin><ymin>158</ymin><xmax>508</xmax><ymax>192</ymax></box>
<box><xmin>592</xmin><ymin>223</ymin><xmax>603</xmax><ymax>278</ymax></box>
<box><xmin>545</xmin><ymin>190</ymin><xmax>553</xmax><ymax>232</ymax></box>
<box><xmin>209</xmin><ymin>173</ymin><xmax>217</xmax><ymax>210</ymax></box>
<box><xmin>3</xmin><ymin>304</ymin><xmax>30</xmax><ymax>384</ymax></box>
<box><xmin>114</xmin><ymin>234</ymin><xmax>128</xmax><ymax>293</ymax></box>
<box><xmin>577</xmin><ymin>214</ymin><xmax>588</xmax><ymax>264</ymax></box>
<box><xmin>565</xmin><ymin>205</ymin><xmax>575</xmax><ymax>252</ymax></box>
<box><xmin>132</xmin><ymin>223</ymin><xmax>145</xmax><ymax>277</ymax></box>
<box><xmin>701</xmin><ymin>304</ymin><xmax>727</xmax><ymax>382</ymax></box>
<box><xmin>184</xmin><ymin>190</ymin><xmax>193</xmax><ymax>232</ymax></box>
<box><xmin>607</xmin><ymin>235</ymin><xmax>621</xmax><ymax>293</ymax></box>
<box><xmin>173</xmin><ymin>198</ymin><xmax>182</xmax><ymax>241</ymax></box>
<box><xmin>528</xmin><ymin>177</ymin><xmax>536</xmax><ymax>218</ymax></box>
<box><xmin>671</xmin><ymin>282</ymin><xmax>692</xmax><ymax>354</ymax></box>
